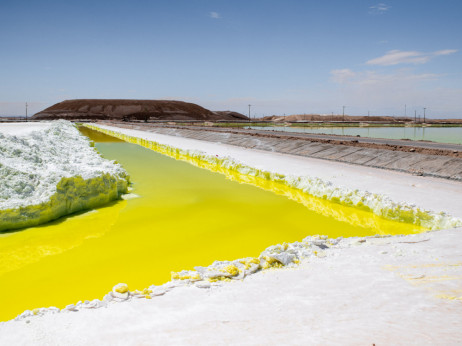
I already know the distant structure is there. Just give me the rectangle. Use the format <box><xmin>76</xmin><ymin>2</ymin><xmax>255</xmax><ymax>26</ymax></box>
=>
<box><xmin>32</xmin><ymin>99</ymin><xmax>249</xmax><ymax>122</ymax></box>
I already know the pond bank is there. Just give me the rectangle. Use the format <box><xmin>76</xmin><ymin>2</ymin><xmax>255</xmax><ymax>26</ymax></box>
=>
<box><xmin>1</xmin><ymin>123</ymin><xmax>461</xmax><ymax>345</ymax></box>
<box><xmin>96</xmin><ymin>122</ymin><xmax>462</xmax><ymax>181</ymax></box>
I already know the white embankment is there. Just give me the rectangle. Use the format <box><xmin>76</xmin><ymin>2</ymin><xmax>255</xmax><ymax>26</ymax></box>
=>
<box><xmin>85</xmin><ymin>123</ymin><xmax>462</xmax><ymax>231</ymax></box>
<box><xmin>0</xmin><ymin>121</ymin><xmax>129</xmax><ymax>232</ymax></box>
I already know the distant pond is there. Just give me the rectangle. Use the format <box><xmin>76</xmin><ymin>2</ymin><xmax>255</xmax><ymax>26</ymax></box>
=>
<box><xmin>247</xmin><ymin>126</ymin><xmax>462</xmax><ymax>145</ymax></box>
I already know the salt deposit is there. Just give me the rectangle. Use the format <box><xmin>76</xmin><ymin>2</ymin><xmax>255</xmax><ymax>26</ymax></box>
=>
<box><xmin>1</xmin><ymin>123</ymin><xmax>461</xmax><ymax>344</ymax></box>
<box><xmin>0</xmin><ymin>121</ymin><xmax>129</xmax><ymax>231</ymax></box>
<box><xmin>0</xmin><ymin>122</ymin><xmax>52</xmax><ymax>136</ymax></box>
<box><xmin>5</xmin><ymin>228</ymin><xmax>462</xmax><ymax>344</ymax></box>
<box><xmin>85</xmin><ymin>124</ymin><xmax>462</xmax><ymax>230</ymax></box>
<box><xmin>11</xmin><ymin>233</ymin><xmax>345</xmax><ymax>321</ymax></box>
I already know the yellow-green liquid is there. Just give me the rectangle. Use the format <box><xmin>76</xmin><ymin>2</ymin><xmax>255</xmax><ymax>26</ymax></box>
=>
<box><xmin>0</xmin><ymin>128</ymin><xmax>426</xmax><ymax>321</ymax></box>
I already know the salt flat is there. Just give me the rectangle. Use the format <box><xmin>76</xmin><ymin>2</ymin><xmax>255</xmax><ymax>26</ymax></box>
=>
<box><xmin>1</xmin><ymin>123</ymin><xmax>461</xmax><ymax>345</ymax></box>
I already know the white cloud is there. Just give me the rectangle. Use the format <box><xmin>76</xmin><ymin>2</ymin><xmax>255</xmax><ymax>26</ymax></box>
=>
<box><xmin>366</xmin><ymin>49</ymin><xmax>458</xmax><ymax>66</ymax></box>
<box><xmin>330</xmin><ymin>69</ymin><xmax>356</xmax><ymax>83</ymax></box>
<box><xmin>369</xmin><ymin>3</ymin><xmax>390</xmax><ymax>14</ymax></box>
<box><xmin>209</xmin><ymin>12</ymin><xmax>221</xmax><ymax>19</ymax></box>
<box><xmin>434</xmin><ymin>49</ymin><xmax>458</xmax><ymax>56</ymax></box>
<box><xmin>331</xmin><ymin>68</ymin><xmax>439</xmax><ymax>86</ymax></box>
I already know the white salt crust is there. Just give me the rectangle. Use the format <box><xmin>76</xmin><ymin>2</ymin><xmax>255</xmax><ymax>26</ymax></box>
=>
<box><xmin>5</xmin><ymin>228</ymin><xmax>462</xmax><ymax>345</ymax></box>
<box><xmin>11</xmin><ymin>234</ymin><xmax>347</xmax><ymax>321</ymax></box>
<box><xmin>3</xmin><ymin>124</ymin><xmax>462</xmax><ymax>344</ymax></box>
<box><xmin>0</xmin><ymin>121</ymin><xmax>129</xmax><ymax>231</ymax></box>
<box><xmin>86</xmin><ymin>123</ymin><xmax>462</xmax><ymax>230</ymax></box>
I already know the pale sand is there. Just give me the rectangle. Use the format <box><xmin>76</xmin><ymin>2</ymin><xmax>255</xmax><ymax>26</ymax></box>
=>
<box><xmin>1</xmin><ymin>123</ymin><xmax>461</xmax><ymax>345</ymax></box>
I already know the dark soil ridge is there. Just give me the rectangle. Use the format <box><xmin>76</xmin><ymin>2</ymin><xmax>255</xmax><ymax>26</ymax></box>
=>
<box><xmin>32</xmin><ymin>99</ymin><xmax>249</xmax><ymax>121</ymax></box>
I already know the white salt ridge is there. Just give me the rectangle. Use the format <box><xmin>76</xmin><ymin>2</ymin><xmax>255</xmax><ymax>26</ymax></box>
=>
<box><xmin>0</xmin><ymin>121</ymin><xmax>129</xmax><ymax>231</ymax></box>
<box><xmin>0</xmin><ymin>122</ymin><xmax>51</xmax><ymax>136</ymax></box>
<box><xmin>87</xmin><ymin>124</ymin><xmax>462</xmax><ymax>230</ymax></box>
<box><xmin>6</xmin><ymin>228</ymin><xmax>462</xmax><ymax>344</ymax></box>
<box><xmin>12</xmin><ymin>234</ymin><xmax>344</xmax><ymax>321</ymax></box>
<box><xmin>8</xmin><ymin>232</ymin><xmax>408</xmax><ymax>323</ymax></box>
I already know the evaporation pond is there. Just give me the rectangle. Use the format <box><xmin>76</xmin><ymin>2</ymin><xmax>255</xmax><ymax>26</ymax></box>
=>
<box><xmin>248</xmin><ymin>126</ymin><xmax>462</xmax><ymax>144</ymax></box>
<box><xmin>0</xmin><ymin>128</ymin><xmax>426</xmax><ymax>321</ymax></box>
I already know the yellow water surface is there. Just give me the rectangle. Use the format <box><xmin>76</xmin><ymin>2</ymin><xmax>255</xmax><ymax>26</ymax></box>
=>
<box><xmin>0</xmin><ymin>128</ymin><xmax>427</xmax><ymax>321</ymax></box>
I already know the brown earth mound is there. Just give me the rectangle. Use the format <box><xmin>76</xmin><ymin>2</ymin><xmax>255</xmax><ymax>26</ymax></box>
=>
<box><xmin>262</xmin><ymin>114</ymin><xmax>462</xmax><ymax>124</ymax></box>
<box><xmin>262</xmin><ymin>114</ymin><xmax>414</xmax><ymax>122</ymax></box>
<box><xmin>32</xmin><ymin>99</ymin><xmax>249</xmax><ymax>121</ymax></box>
<box><xmin>213</xmin><ymin>111</ymin><xmax>248</xmax><ymax>121</ymax></box>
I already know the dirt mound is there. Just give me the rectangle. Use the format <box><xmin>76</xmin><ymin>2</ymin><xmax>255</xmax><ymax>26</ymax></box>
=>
<box><xmin>33</xmin><ymin>99</ymin><xmax>249</xmax><ymax>122</ymax></box>
<box><xmin>263</xmin><ymin>114</ymin><xmax>462</xmax><ymax>124</ymax></box>
<box><xmin>213</xmin><ymin>111</ymin><xmax>248</xmax><ymax>121</ymax></box>
<box><xmin>262</xmin><ymin>114</ymin><xmax>414</xmax><ymax>122</ymax></box>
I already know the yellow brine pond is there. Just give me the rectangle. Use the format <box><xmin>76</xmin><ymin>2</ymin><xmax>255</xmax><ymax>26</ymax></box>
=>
<box><xmin>0</xmin><ymin>127</ymin><xmax>427</xmax><ymax>321</ymax></box>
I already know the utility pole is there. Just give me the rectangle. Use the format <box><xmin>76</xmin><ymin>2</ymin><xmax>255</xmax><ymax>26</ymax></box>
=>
<box><xmin>414</xmin><ymin>110</ymin><xmax>417</xmax><ymax>123</ymax></box>
<box><xmin>404</xmin><ymin>104</ymin><xmax>407</xmax><ymax>117</ymax></box>
<box><xmin>423</xmin><ymin>107</ymin><xmax>426</xmax><ymax>123</ymax></box>
<box><xmin>248</xmin><ymin>104</ymin><xmax>251</xmax><ymax>122</ymax></box>
<box><xmin>342</xmin><ymin>106</ymin><xmax>345</xmax><ymax>122</ymax></box>
<box><xmin>25</xmin><ymin>102</ymin><xmax>28</xmax><ymax>122</ymax></box>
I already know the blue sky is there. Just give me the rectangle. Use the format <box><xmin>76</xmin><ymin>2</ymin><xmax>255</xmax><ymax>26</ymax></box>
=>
<box><xmin>1</xmin><ymin>0</ymin><xmax>461</xmax><ymax>118</ymax></box>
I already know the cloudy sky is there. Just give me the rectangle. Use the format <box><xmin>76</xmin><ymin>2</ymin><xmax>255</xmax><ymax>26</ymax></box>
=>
<box><xmin>1</xmin><ymin>0</ymin><xmax>461</xmax><ymax>118</ymax></box>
